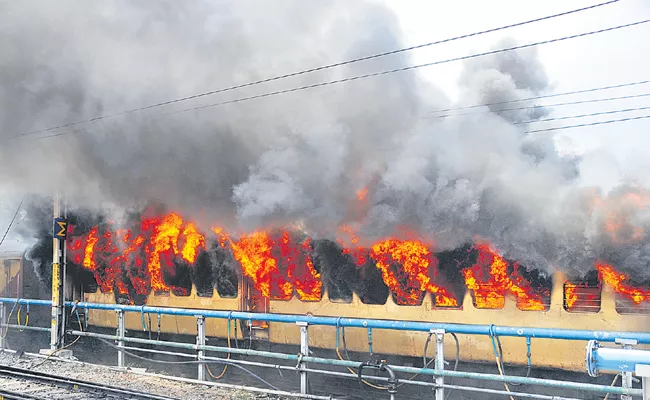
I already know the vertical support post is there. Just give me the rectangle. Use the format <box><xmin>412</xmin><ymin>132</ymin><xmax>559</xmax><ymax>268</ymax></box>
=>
<box><xmin>297</xmin><ymin>321</ymin><xmax>309</xmax><ymax>395</ymax></box>
<box><xmin>116</xmin><ymin>310</ymin><xmax>125</xmax><ymax>368</ymax></box>
<box><xmin>196</xmin><ymin>315</ymin><xmax>206</xmax><ymax>381</ymax></box>
<box><xmin>50</xmin><ymin>193</ymin><xmax>64</xmax><ymax>351</ymax></box>
<box><xmin>617</xmin><ymin>338</ymin><xmax>637</xmax><ymax>400</ymax></box>
<box><xmin>636</xmin><ymin>365</ymin><xmax>650</xmax><ymax>400</ymax></box>
<box><xmin>434</xmin><ymin>329</ymin><xmax>445</xmax><ymax>400</ymax></box>
<box><xmin>0</xmin><ymin>303</ymin><xmax>6</xmax><ymax>350</ymax></box>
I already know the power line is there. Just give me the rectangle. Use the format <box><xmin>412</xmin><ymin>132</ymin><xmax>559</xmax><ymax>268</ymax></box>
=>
<box><xmin>6</xmin><ymin>0</ymin><xmax>621</xmax><ymax>140</ymax></box>
<box><xmin>164</xmin><ymin>19</ymin><xmax>650</xmax><ymax>117</ymax></box>
<box><xmin>515</xmin><ymin>105</ymin><xmax>650</xmax><ymax>125</ymax></box>
<box><xmin>525</xmin><ymin>114</ymin><xmax>650</xmax><ymax>133</ymax></box>
<box><xmin>427</xmin><ymin>80</ymin><xmax>650</xmax><ymax>115</ymax></box>
<box><xmin>0</xmin><ymin>197</ymin><xmax>25</xmax><ymax>250</ymax></box>
<box><xmin>22</xmin><ymin>81</ymin><xmax>650</xmax><ymax>141</ymax></box>
<box><xmin>425</xmin><ymin>92</ymin><xmax>650</xmax><ymax>119</ymax></box>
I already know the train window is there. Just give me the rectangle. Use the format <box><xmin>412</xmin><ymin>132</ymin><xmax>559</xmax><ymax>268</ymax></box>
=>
<box><xmin>434</xmin><ymin>248</ymin><xmax>472</xmax><ymax>309</ymax></box>
<box><xmin>614</xmin><ymin>279</ymin><xmax>650</xmax><ymax>315</ymax></box>
<box><xmin>515</xmin><ymin>267</ymin><xmax>552</xmax><ymax>312</ymax></box>
<box><xmin>564</xmin><ymin>271</ymin><xmax>601</xmax><ymax>313</ymax></box>
<box><xmin>312</xmin><ymin>239</ymin><xmax>354</xmax><ymax>303</ymax></box>
<box><xmin>356</xmin><ymin>259</ymin><xmax>388</xmax><ymax>305</ymax></box>
<box><xmin>471</xmin><ymin>285</ymin><xmax>505</xmax><ymax>309</ymax></box>
<box><xmin>193</xmin><ymin>251</ymin><xmax>214</xmax><ymax>298</ymax></box>
<box><xmin>208</xmin><ymin>245</ymin><xmax>238</xmax><ymax>298</ymax></box>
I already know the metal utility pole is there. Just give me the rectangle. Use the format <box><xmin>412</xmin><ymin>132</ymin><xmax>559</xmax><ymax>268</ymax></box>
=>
<box><xmin>50</xmin><ymin>193</ymin><xmax>66</xmax><ymax>351</ymax></box>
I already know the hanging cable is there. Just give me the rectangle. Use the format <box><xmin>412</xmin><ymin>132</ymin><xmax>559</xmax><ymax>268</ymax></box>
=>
<box><xmin>0</xmin><ymin>301</ymin><xmax>18</xmax><ymax>340</ymax></box>
<box><xmin>489</xmin><ymin>326</ymin><xmax>515</xmax><ymax>400</ymax></box>
<box><xmin>94</xmin><ymin>337</ymin><xmax>279</xmax><ymax>390</ymax></box>
<box><xmin>335</xmin><ymin>326</ymin><xmax>389</xmax><ymax>391</ymax></box>
<box><xmin>31</xmin><ymin>308</ymin><xmax>84</xmax><ymax>369</ymax></box>
<box><xmin>205</xmin><ymin>316</ymin><xmax>232</xmax><ymax>380</ymax></box>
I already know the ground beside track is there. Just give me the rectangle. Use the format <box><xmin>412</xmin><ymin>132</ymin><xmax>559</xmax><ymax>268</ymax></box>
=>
<box><xmin>0</xmin><ymin>352</ymin><xmax>290</xmax><ymax>400</ymax></box>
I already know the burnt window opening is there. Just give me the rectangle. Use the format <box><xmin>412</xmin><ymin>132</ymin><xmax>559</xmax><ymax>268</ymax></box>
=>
<box><xmin>564</xmin><ymin>270</ymin><xmax>601</xmax><ymax>313</ymax></box>
<box><xmin>613</xmin><ymin>277</ymin><xmax>650</xmax><ymax>315</ymax></box>
<box><xmin>160</xmin><ymin>256</ymin><xmax>192</xmax><ymax>297</ymax></box>
<box><xmin>355</xmin><ymin>257</ymin><xmax>389</xmax><ymax>305</ymax></box>
<box><xmin>192</xmin><ymin>250</ymin><xmax>214</xmax><ymax>298</ymax></box>
<box><xmin>313</xmin><ymin>239</ymin><xmax>354</xmax><ymax>303</ymax></box>
<box><xmin>210</xmin><ymin>245</ymin><xmax>238</xmax><ymax>298</ymax></box>
<box><xmin>514</xmin><ymin>265</ymin><xmax>552</xmax><ymax>312</ymax></box>
<box><xmin>434</xmin><ymin>246</ymin><xmax>474</xmax><ymax>308</ymax></box>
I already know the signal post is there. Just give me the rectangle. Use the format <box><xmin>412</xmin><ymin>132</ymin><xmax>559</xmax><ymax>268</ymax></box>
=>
<box><xmin>49</xmin><ymin>194</ymin><xmax>67</xmax><ymax>351</ymax></box>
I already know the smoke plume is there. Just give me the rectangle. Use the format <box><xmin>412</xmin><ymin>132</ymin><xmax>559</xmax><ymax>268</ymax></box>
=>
<box><xmin>1</xmin><ymin>0</ymin><xmax>649</xmax><ymax>281</ymax></box>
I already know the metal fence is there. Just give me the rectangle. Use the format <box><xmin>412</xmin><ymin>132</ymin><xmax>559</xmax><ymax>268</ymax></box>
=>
<box><xmin>0</xmin><ymin>297</ymin><xmax>648</xmax><ymax>400</ymax></box>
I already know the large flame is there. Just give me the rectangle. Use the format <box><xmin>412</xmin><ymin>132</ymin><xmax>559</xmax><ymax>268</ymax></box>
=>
<box><xmin>462</xmin><ymin>244</ymin><xmax>548</xmax><ymax>310</ymax></box>
<box><xmin>69</xmin><ymin>210</ymin><xmax>649</xmax><ymax>309</ymax></box>
<box><xmin>369</xmin><ymin>238</ymin><xmax>457</xmax><ymax>306</ymax></box>
<box><xmin>596</xmin><ymin>262</ymin><xmax>650</xmax><ymax>304</ymax></box>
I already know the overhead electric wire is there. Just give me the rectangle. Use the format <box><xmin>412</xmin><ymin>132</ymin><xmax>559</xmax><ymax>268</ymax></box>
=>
<box><xmin>6</xmin><ymin>0</ymin><xmax>619</xmax><ymax>140</ymax></box>
<box><xmin>167</xmin><ymin>19</ymin><xmax>650</xmax><ymax>116</ymax></box>
<box><xmin>427</xmin><ymin>79</ymin><xmax>650</xmax><ymax>115</ymax></box>
<box><xmin>425</xmin><ymin>92</ymin><xmax>650</xmax><ymax>119</ymax></box>
<box><xmin>515</xmin><ymin>105</ymin><xmax>650</xmax><ymax>125</ymax></box>
<box><xmin>525</xmin><ymin>114</ymin><xmax>650</xmax><ymax>133</ymax></box>
<box><xmin>0</xmin><ymin>196</ymin><xmax>25</xmax><ymax>250</ymax></box>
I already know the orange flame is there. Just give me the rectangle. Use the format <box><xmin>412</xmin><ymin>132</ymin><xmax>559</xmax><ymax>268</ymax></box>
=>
<box><xmin>370</xmin><ymin>238</ymin><xmax>457</xmax><ymax>306</ymax></box>
<box><xmin>83</xmin><ymin>226</ymin><xmax>99</xmax><ymax>272</ymax></box>
<box><xmin>145</xmin><ymin>213</ymin><xmax>183</xmax><ymax>292</ymax></box>
<box><xmin>356</xmin><ymin>187</ymin><xmax>368</xmax><ymax>201</ymax></box>
<box><xmin>596</xmin><ymin>262</ymin><xmax>650</xmax><ymax>304</ymax></box>
<box><xmin>181</xmin><ymin>223</ymin><xmax>205</xmax><ymax>263</ymax></box>
<box><xmin>462</xmin><ymin>244</ymin><xmax>547</xmax><ymax>310</ymax></box>
<box><xmin>564</xmin><ymin>282</ymin><xmax>579</xmax><ymax>308</ymax></box>
<box><xmin>228</xmin><ymin>231</ymin><xmax>292</xmax><ymax>300</ymax></box>
<box><xmin>337</xmin><ymin>225</ymin><xmax>368</xmax><ymax>266</ymax></box>
<box><xmin>284</xmin><ymin>235</ymin><xmax>322</xmax><ymax>301</ymax></box>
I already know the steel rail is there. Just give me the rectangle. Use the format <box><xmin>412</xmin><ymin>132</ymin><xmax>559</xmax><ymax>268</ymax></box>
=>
<box><xmin>0</xmin><ymin>364</ymin><xmax>180</xmax><ymax>400</ymax></box>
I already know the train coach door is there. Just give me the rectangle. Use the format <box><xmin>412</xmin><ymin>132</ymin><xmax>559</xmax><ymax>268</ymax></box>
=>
<box><xmin>240</xmin><ymin>277</ymin><xmax>270</xmax><ymax>341</ymax></box>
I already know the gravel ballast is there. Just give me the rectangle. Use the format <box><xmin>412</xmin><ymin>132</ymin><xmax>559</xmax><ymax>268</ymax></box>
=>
<box><xmin>0</xmin><ymin>351</ymin><xmax>294</xmax><ymax>400</ymax></box>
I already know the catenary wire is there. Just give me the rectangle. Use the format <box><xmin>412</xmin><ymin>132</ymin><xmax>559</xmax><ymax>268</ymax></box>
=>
<box><xmin>525</xmin><ymin>114</ymin><xmax>650</xmax><ymax>133</ymax></box>
<box><xmin>166</xmin><ymin>19</ymin><xmax>650</xmax><ymax>116</ymax></box>
<box><xmin>427</xmin><ymin>80</ymin><xmax>650</xmax><ymax>115</ymax></box>
<box><xmin>514</xmin><ymin>105</ymin><xmax>650</xmax><ymax>125</ymax></box>
<box><xmin>0</xmin><ymin>196</ymin><xmax>25</xmax><ymax>249</ymax></box>
<box><xmin>20</xmin><ymin>80</ymin><xmax>650</xmax><ymax>141</ymax></box>
<box><xmin>424</xmin><ymin>92</ymin><xmax>650</xmax><ymax>119</ymax></box>
<box><xmin>6</xmin><ymin>0</ymin><xmax>619</xmax><ymax>140</ymax></box>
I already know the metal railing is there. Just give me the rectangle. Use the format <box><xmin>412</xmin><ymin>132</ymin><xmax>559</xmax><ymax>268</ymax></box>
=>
<box><xmin>0</xmin><ymin>297</ymin><xmax>647</xmax><ymax>399</ymax></box>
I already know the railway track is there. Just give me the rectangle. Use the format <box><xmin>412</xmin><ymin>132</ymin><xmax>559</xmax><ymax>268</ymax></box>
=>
<box><xmin>0</xmin><ymin>364</ymin><xmax>181</xmax><ymax>400</ymax></box>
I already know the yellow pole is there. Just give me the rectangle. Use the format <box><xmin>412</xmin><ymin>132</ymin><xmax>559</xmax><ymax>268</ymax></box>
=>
<box><xmin>50</xmin><ymin>193</ymin><xmax>63</xmax><ymax>350</ymax></box>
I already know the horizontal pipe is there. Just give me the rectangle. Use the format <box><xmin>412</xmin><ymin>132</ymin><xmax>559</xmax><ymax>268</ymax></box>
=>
<box><xmin>2</xmin><ymin>297</ymin><xmax>646</xmax><ymax>344</ymax></box>
<box><xmin>69</xmin><ymin>329</ymin><xmax>642</xmax><ymax>396</ymax></box>
<box><xmin>90</xmin><ymin>340</ymin><xmax>584</xmax><ymax>400</ymax></box>
<box><xmin>1</xmin><ymin>324</ymin><xmax>51</xmax><ymax>333</ymax></box>
<box><xmin>593</xmin><ymin>346</ymin><xmax>650</xmax><ymax>373</ymax></box>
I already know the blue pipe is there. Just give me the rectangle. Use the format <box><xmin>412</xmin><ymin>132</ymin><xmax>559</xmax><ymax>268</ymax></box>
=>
<box><xmin>586</xmin><ymin>340</ymin><xmax>650</xmax><ymax>376</ymax></box>
<box><xmin>2</xmin><ymin>297</ymin><xmax>650</xmax><ymax>344</ymax></box>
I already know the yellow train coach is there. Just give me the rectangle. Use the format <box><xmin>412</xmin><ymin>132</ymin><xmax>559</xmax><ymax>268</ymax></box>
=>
<box><xmin>2</xmin><ymin>252</ymin><xmax>649</xmax><ymax>373</ymax></box>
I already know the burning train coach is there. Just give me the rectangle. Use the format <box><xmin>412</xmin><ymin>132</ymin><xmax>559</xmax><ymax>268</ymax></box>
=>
<box><xmin>3</xmin><ymin>207</ymin><xmax>646</xmax><ymax>373</ymax></box>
